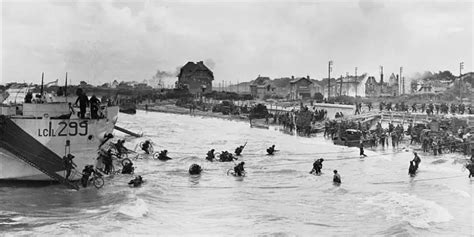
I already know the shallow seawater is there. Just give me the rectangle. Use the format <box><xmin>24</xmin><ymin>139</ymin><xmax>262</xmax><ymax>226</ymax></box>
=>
<box><xmin>1</xmin><ymin>111</ymin><xmax>473</xmax><ymax>236</ymax></box>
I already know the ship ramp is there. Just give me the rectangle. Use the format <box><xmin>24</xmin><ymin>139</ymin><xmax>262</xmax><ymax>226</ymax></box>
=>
<box><xmin>0</xmin><ymin>116</ymin><xmax>79</xmax><ymax>190</ymax></box>
<box><xmin>114</xmin><ymin>125</ymin><xmax>143</xmax><ymax>137</ymax></box>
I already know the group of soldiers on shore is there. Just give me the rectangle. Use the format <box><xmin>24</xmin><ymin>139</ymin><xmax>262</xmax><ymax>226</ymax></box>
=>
<box><xmin>324</xmin><ymin>120</ymin><xmax>406</xmax><ymax>149</ymax></box>
<box><xmin>414</xmin><ymin>126</ymin><xmax>472</xmax><ymax>156</ymax></box>
<box><xmin>269</xmin><ymin>106</ymin><xmax>328</xmax><ymax>135</ymax></box>
<box><xmin>367</xmin><ymin>122</ymin><xmax>405</xmax><ymax>148</ymax></box>
<box><xmin>367</xmin><ymin>101</ymin><xmax>473</xmax><ymax>115</ymax></box>
<box><xmin>324</xmin><ymin>115</ymin><xmax>472</xmax><ymax>158</ymax></box>
<box><xmin>270</xmin><ymin>106</ymin><xmax>327</xmax><ymax>131</ymax></box>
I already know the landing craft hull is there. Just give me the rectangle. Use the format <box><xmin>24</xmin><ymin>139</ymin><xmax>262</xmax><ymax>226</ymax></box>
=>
<box><xmin>0</xmin><ymin>106</ymin><xmax>119</xmax><ymax>181</ymax></box>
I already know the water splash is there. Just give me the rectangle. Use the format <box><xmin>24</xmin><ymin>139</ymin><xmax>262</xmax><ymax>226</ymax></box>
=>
<box><xmin>365</xmin><ymin>192</ymin><xmax>453</xmax><ymax>229</ymax></box>
<box><xmin>117</xmin><ymin>198</ymin><xmax>149</xmax><ymax>218</ymax></box>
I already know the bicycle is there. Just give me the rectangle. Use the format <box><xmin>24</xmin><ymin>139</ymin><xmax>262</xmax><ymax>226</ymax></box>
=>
<box><xmin>105</xmin><ymin>151</ymin><xmax>133</xmax><ymax>174</ymax></box>
<box><xmin>227</xmin><ymin>168</ymin><xmax>246</xmax><ymax>177</ymax></box>
<box><xmin>89</xmin><ymin>171</ymin><xmax>105</xmax><ymax>189</ymax></box>
<box><xmin>137</xmin><ymin>141</ymin><xmax>154</xmax><ymax>155</ymax></box>
<box><xmin>110</xmin><ymin>158</ymin><xmax>134</xmax><ymax>175</ymax></box>
<box><xmin>134</xmin><ymin>143</ymin><xmax>158</xmax><ymax>159</ymax></box>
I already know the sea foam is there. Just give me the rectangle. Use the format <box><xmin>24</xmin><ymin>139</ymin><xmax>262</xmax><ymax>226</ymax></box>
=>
<box><xmin>117</xmin><ymin>198</ymin><xmax>149</xmax><ymax>218</ymax></box>
<box><xmin>365</xmin><ymin>192</ymin><xmax>453</xmax><ymax>229</ymax></box>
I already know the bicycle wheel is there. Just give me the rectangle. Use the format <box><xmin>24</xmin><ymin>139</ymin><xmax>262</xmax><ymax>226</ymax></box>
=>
<box><xmin>152</xmin><ymin>152</ymin><xmax>160</xmax><ymax>159</ymax></box>
<box><xmin>121</xmin><ymin>158</ymin><xmax>132</xmax><ymax>167</ymax></box>
<box><xmin>93</xmin><ymin>176</ymin><xmax>105</xmax><ymax>189</ymax></box>
<box><xmin>118</xmin><ymin>152</ymin><xmax>128</xmax><ymax>159</ymax></box>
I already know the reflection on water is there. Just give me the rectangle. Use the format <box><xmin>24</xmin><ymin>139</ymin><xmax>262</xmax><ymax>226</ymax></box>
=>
<box><xmin>0</xmin><ymin>111</ymin><xmax>472</xmax><ymax>236</ymax></box>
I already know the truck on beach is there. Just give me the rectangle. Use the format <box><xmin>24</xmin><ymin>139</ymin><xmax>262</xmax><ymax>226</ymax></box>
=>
<box><xmin>333</xmin><ymin>129</ymin><xmax>364</xmax><ymax>147</ymax></box>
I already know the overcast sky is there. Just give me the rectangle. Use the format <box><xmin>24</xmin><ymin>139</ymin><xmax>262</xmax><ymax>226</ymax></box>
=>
<box><xmin>1</xmin><ymin>0</ymin><xmax>472</xmax><ymax>85</ymax></box>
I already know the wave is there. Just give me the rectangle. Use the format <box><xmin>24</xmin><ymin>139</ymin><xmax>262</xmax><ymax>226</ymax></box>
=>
<box><xmin>176</xmin><ymin>156</ymin><xmax>205</xmax><ymax>163</ymax></box>
<box><xmin>253</xmin><ymin>169</ymin><xmax>299</xmax><ymax>175</ymax></box>
<box><xmin>365</xmin><ymin>192</ymin><xmax>453</xmax><ymax>229</ymax></box>
<box><xmin>251</xmin><ymin>185</ymin><xmax>299</xmax><ymax>189</ymax></box>
<box><xmin>376</xmin><ymin>223</ymin><xmax>416</xmax><ymax>236</ymax></box>
<box><xmin>447</xmin><ymin>188</ymin><xmax>471</xmax><ymax>198</ymax></box>
<box><xmin>116</xmin><ymin>198</ymin><xmax>149</xmax><ymax>218</ymax></box>
<box><xmin>431</xmin><ymin>159</ymin><xmax>447</xmax><ymax>164</ymax></box>
<box><xmin>0</xmin><ymin>212</ymin><xmax>30</xmax><ymax>230</ymax></box>
<box><xmin>435</xmin><ymin>183</ymin><xmax>471</xmax><ymax>198</ymax></box>
<box><xmin>420</xmin><ymin>162</ymin><xmax>463</xmax><ymax>173</ymax></box>
<box><xmin>83</xmin><ymin>209</ymin><xmax>102</xmax><ymax>214</ymax></box>
<box><xmin>304</xmin><ymin>222</ymin><xmax>339</xmax><ymax>228</ymax></box>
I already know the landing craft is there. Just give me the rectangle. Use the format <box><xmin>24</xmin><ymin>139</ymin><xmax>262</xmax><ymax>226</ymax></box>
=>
<box><xmin>0</xmin><ymin>78</ymin><xmax>119</xmax><ymax>189</ymax></box>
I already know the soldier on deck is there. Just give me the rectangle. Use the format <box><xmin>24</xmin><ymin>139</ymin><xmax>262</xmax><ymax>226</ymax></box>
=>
<box><xmin>74</xmin><ymin>89</ymin><xmax>89</xmax><ymax>119</ymax></box>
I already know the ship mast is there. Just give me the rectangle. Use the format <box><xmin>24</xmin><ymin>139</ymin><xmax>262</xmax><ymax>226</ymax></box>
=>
<box><xmin>65</xmin><ymin>72</ymin><xmax>68</xmax><ymax>103</ymax></box>
<box><xmin>40</xmin><ymin>72</ymin><xmax>44</xmax><ymax>99</ymax></box>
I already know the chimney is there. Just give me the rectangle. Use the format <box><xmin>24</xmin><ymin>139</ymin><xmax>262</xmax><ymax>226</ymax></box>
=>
<box><xmin>198</xmin><ymin>61</ymin><xmax>203</xmax><ymax>65</ymax></box>
<box><xmin>380</xmin><ymin>66</ymin><xmax>384</xmax><ymax>84</ymax></box>
<box><xmin>292</xmin><ymin>75</ymin><xmax>294</xmax><ymax>80</ymax></box>
<box><xmin>307</xmin><ymin>75</ymin><xmax>310</xmax><ymax>79</ymax></box>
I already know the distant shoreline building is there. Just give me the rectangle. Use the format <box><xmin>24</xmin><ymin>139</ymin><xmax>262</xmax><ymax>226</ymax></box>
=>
<box><xmin>249</xmin><ymin>75</ymin><xmax>324</xmax><ymax>100</ymax></box>
<box><xmin>365</xmin><ymin>73</ymin><xmax>399</xmax><ymax>97</ymax></box>
<box><xmin>111</xmin><ymin>80</ymin><xmax>119</xmax><ymax>89</ymax></box>
<box><xmin>250</xmin><ymin>76</ymin><xmax>275</xmax><ymax>99</ymax></box>
<box><xmin>177</xmin><ymin>61</ymin><xmax>214</xmax><ymax>94</ymax></box>
<box><xmin>331</xmin><ymin>74</ymin><xmax>367</xmax><ymax>97</ymax></box>
<box><xmin>289</xmin><ymin>76</ymin><xmax>313</xmax><ymax>100</ymax></box>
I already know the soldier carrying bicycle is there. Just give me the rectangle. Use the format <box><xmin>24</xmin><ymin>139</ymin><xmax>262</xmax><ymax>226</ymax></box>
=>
<box><xmin>81</xmin><ymin>165</ymin><xmax>96</xmax><ymax>188</ymax></box>
<box><xmin>80</xmin><ymin>165</ymin><xmax>105</xmax><ymax>189</ymax></box>
<box><xmin>114</xmin><ymin>139</ymin><xmax>130</xmax><ymax>158</ymax></box>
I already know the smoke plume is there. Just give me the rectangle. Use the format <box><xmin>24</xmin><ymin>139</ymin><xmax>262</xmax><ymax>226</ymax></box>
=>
<box><xmin>149</xmin><ymin>69</ymin><xmax>177</xmax><ymax>88</ymax></box>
